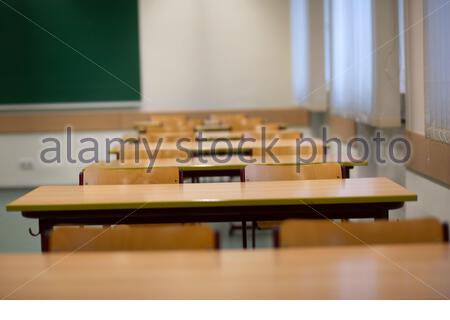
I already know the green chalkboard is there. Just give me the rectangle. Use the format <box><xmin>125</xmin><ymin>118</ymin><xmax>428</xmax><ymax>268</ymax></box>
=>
<box><xmin>0</xmin><ymin>0</ymin><xmax>141</xmax><ymax>105</ymax></box>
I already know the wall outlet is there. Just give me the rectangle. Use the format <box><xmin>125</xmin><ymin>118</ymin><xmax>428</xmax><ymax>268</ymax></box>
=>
<box><xmin>19</xmin><ymin>158</ymin><xmax>34</xmax><ymax>171</ymax></box>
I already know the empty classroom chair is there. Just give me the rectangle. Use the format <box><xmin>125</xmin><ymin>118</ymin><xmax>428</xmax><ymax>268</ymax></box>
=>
<box><xmin>49</xmin><ymin>225</ymin><xmax>218</xmax><ymax>252</ymax></box>
<box><xmin>278</xmin><ymin>130</ymin><xmax>303</xmax><ymax>140</ymax></box>
<box><xmin>230</xmin><ymin>117</ymin><xmax>263</xmax><ymax>131</ymax></box>
<box><xmin>252</xmin><ymin>139</ymin><xmax>323</xmax><ymax>157</ymax></box>
<box><xmin>244</xmin><ymin>163</ymin><xmax>343</xmax><ymax>247</ymax></box>
<box><xmin>277</xmin><ymin>218</ymin><xmax>448</xmax><ymax>248</ymax></box>
<box><xmin>252</xmin><ymin>145</ymin><xmax>298</xmax><ymax>157</ymax></box>
<box><xmin>123</xmin><ymin>144</ymin><xmax>189</xmax><ymax>161</ymax></box>
<box><xmin>82</xmin><ymin>166</ymin><xmax>180</xmax><ymax>185</ymax></box>
<box><xmin>244</xmin><ymin>163</ymin><xmax>342</xmax><ymax>182</ymax></box>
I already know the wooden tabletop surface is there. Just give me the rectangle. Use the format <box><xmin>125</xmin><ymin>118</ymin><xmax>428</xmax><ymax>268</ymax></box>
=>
<box><xmin>120</xmin><ymin>138</ymin><xmax>323</xmax><ymax>150</ymax></box>
<box><xmin>85</xmin><ymin>154</ymin><xmax>368</xmax><ymax>172</ymax></box>
<box><xmin>1</xmin><ymin>243</ymin><xmax>448</xmax><ymax>299</ymax></box>
<box><xmin>114</xmin><ymin>138</ymin><xmax>325</xmax><ymax>159</ymax></box>
<box><xmin>6</xmin><ymin>177</ymin><xmax>417</xmax><ymax>212</ymax></box>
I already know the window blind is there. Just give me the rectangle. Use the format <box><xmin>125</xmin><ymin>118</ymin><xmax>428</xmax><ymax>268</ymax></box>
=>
<box><xmin>328</xmin><ymin>0</ymin><xmax>401</xmax><ymax>127</ymax></box>
<box><xmin>423</xmin><ymin>0</ymin><xmax>450</xmax><ymax>144</ymax></box>
<box><xmin>291</xmin><ymin>0</ymin><xmax>327</xmax><ymax>111</ymax></box>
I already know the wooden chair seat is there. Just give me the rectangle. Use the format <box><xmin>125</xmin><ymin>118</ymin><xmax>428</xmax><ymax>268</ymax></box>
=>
<box><xmin>244</xmin><ymin>163</ymin><xmax>342</xmax><ymax>183</ymax></box>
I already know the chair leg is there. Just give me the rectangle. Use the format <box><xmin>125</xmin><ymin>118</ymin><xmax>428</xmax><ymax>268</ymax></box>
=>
<box><xmin>242</xmin><ymin>220</ymin><xmax>247</xmax><ymax>249</ymax></box>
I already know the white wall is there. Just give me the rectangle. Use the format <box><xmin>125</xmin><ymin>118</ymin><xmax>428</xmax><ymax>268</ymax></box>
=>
<box><xmin>404</xmin><ymin>0</ymin><xmax>450</xmax><ymax>222</ymax></box>
<box><xmin>0</xmin><ymin>130</ymin><xmax>130</xmax><ymax>187</ymax></box>
<box><xmin>138</xmin><ymin>0</ymin><xmax>294</xmax><ymax>111</ymax></box>
<box><xmin>0</xmin><ymin>0</ymin><xmax>294</xmax><ymax>188</ymax></box>
<box><xmin>405</xmin><ymin>170</ymin><xmax>450</xmax><ymax>222</ymax></box>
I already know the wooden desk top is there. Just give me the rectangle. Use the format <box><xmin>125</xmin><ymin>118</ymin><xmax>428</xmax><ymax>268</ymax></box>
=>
<box><xmin>86</xmin><ymin>154</ymin><xmax>368</xmax><ymax>172</ymax></box>
<box><xmin>1</xmin><ymin>243</ymin><xmax>448</xmax><ymax>299</ymax></box>
<box><xmin>114</xmin><ymin>138</ymin><xmax>325</xmax><ymax>157</ymax></box>
<box><xmin>6</xmin><ymin>177</ymin><xmax>417</xmax><ymax>212</ymax></box>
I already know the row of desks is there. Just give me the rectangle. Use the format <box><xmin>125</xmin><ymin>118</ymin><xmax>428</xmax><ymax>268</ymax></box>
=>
<box><xmin>1</xmin><ymin>243</ymin><xmax>448</xmax><ymax>299</ymax></box>
<box><xmin>112</xmin><ymin>138</ymin><xmax>325</xmax><ymax>160</ymax></box>
<box><xmin>134</xmin><ymin>129</ymin><xmax>298</xmax><ymax>142</ymax></box>
<box><xmin>7</xmin><ymin>178</ymin><xmax>417</xmax><ymax>251</ymax></box>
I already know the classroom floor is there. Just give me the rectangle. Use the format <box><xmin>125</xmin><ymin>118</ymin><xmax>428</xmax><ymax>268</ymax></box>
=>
<box><xmin>0</xmin><ymin>188</ymin><xmax>39</xmax><ymax>252</ymax></box>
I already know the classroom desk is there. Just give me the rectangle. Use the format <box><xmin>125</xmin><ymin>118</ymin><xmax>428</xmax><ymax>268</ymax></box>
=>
<box><xmin>114</xmin><ymin>138</ymin><xmax>325</xmax><ymax>161</ymax></box>
<box><xmin>1</xmin><ymin>243</ymin><xmax>448</xmax><ymax>299</ymax></box>
<box><xmin>183</xmin><ymin>153</ymin><xmax>362</xmax><ymax>180</ymax></box>
<box><xmin>6</xmin><ymin>178</ymin><xmax>417</xmax><ymax>251</ymax></box>
<box><xmin>126</xmin><ymin>130</ymin><xmax>248</xmax><ymax>143</ymax></box>
<box><xmin>195</xmin><ymin>128</ymin><xmax>298</xmax><ymax>141</ymax></box>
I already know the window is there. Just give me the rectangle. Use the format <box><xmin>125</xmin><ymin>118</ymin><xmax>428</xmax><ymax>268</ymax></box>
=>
<box><xmin>291</xmin><ymin>0</ymin><xmax>327</xmax><ymax>111</ymax></box>
<box><xmin>423</xmin><ymin>0</ymin><xmax>450</xmax><ymax>144</ymax></box>
<box><xmin>328</xmin><ymin>0</ymin><xmax>401</xmax><ymax>127</ymax></box>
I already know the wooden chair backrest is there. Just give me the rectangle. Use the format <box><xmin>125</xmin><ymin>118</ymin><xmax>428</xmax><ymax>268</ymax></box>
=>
<box><xmin>278</xmin><ymin>218</ymin><xmax>448</xmax><ymax>248</ymax></box>
<box><xmin>252</xmin><ymin>138</ymin><xmax>323</xmax><ymax>156</ymax></box>
<box><xmin>83</xmin><ymin>166</ymin><xmax>179</xmax><ymax>185</ymax></box>
<box><xmin>229</xmin><ymin>120</ymin><xmax>256</xmax><ymax>131</ymax></box>
<box><xmin>123</xmin><ymin>146</ymin><xmax>188</xmax><ymax>161</ymax></box>
<box><xmin>252</xmin><ymin>145</ymin><xmax>296</xmax><ymax>157</ymax></box>
<box><xmin>50</xmin><ymin>225</ymin><xmax>218</xmax><ymax>252</ymax></box>
<box><xmin>244</xmin><ymin>163</ymin><xmax>342</xmax><ymax>182</ymax></box>
<box><xmin>278</xmin><ymin>130</ymin><xmax>303</xmax><ymax>140</ymax></box>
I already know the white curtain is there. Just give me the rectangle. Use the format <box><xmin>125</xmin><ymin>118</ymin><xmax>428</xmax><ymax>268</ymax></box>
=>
<box><xmin>291</xmin><ymin>0</ymin><xmax>327</xmax><ymax>111</ymax></box>
<box><xmin>423</xmin><ymin>0</ymin><xmax>450</xmax><ymax>144</ymax></box>
<box><xmin>329</xmin><ymin>0</ymin><xmax>401</xmax><ymax>127</ymax></box>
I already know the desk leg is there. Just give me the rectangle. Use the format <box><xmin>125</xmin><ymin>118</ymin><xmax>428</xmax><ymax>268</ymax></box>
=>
<box><xmin>375</xmin><ymin>210</ymin><xmax>389</xmax><ymax>220</ymax></box>
<box><xmin>178</xmin><ymin>170</ymin><xmax>184</xmax><ymax>184</ymax></box>
<box><xmin>342</xmin><ymin>166</ymin><xmax>353</xmax><ymax>179</ymax></box>
<box><xmin>39</xmin><ymin>220</ymin><xmax>53</xmax><ymax>252</ymax></box>
<box><xmin>242</xmin><ymin>220</ymin><xmax>247</xmax><ymax>249</ymax></box>
<box><xmin>252</xmin><ymin>221</ymin><xmax>256</xmax><ymax>249</ymax></box>
<box><xmin>240</xmin><ymin>168</ymin><xmax>245</xmax><ymax>182</ymax></box>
